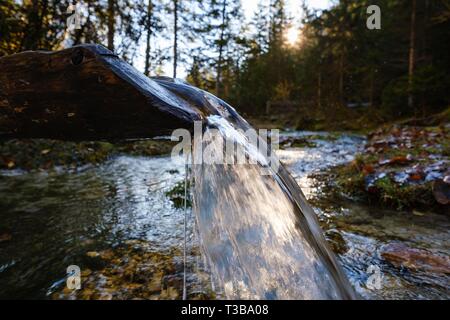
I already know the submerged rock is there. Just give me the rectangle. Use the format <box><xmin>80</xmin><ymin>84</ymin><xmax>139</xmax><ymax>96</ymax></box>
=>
<box><xmin>53</xmin><ymin>240</ymin><xmax>214</xmax><ymax>300</ymax></box>
<box><xmin>381</xmin><ymin>243</ymin><xmax>450</xmax><ymax>274</ymax></box>
<box><xmin>325</xmin><ymin>229</ymin><xmax>348</xmax><ymax>255</ymax></box>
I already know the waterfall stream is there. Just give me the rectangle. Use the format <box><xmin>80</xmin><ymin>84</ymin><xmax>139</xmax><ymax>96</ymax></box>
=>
<box><xmin>187</xmin><ymin>107</ymin><xmax>357</xmax><ymax>299</ymax></box>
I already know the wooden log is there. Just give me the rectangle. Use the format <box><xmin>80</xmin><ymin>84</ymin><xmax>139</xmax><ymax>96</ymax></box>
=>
<box><xmin>0</xmin><ymin>44</ymin><xmax>203</xmax><ymax>140</ymax></box>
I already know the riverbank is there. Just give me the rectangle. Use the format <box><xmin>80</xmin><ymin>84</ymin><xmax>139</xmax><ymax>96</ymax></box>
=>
<box><xmin>246</xmin><ymin>105</ymin><xmax>385</xmax><ymax>133</ymax></box>
<box><xmin>0</xmin><ymin>139</ymin><xmax>175</xmax><ymax>171</ymax></box>
<box><xmin>279</xmin><ymin>131</ymin><xmax>450</xmax><ymax>299</ymax></box>
<box><xmin>247</xmin><ymin>106</ymin><xmax>450</xmax><ymax>214</ymax></box>
<box><xmin>324</xmin><ymin>124</ymin><xmax>449</xmax><ymax>214</ymax></box>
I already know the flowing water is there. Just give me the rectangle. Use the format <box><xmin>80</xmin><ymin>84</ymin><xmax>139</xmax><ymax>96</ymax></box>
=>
<box><xmin>277</xmin><ymin>133</ymin><xmax>450</xmax><ymax>300</ymax></box>
<box><xmin>191</xmin><ymin>117</ymin><xmax>355</xmax><ymax>299</ymax></box>
<box><xmin>0</xmin><ymin>132</ymin><xmax>448</xmax><ymax>299</ymax></box>
<box><xmin>0</xmin><ymin>156</ymin><xmax>211</xmax><ymax>299</ymax></box>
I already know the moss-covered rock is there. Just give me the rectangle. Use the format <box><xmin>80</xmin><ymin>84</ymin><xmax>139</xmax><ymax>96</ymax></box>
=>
<box><xmin>166</xmin><ymin>180</ymin><xmax>192</xmax><ymax>209</ymax></box>
<box><xmin>330</xmin><ymin>124</ymin><xmax>449</xmax><ymax>212</ymax></box>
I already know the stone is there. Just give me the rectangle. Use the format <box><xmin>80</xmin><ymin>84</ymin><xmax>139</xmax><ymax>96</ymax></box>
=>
<box><xmin>381</xmin><ymin>243</ymin><xmax>450</xmax><ymax>274</ymax></box>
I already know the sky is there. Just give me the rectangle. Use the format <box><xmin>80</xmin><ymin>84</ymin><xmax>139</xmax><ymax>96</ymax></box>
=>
<box><xmin>138</xmin><ymin>0</ymin><xmax>333</xmax><ymax>78</ymax></box>
<box><xmin>242</xmin><ymin>0</ymin><xmax>332</xmax><ymax>20</ymax></box>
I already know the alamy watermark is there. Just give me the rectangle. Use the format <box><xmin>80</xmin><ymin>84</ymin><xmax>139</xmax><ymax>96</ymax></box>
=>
<box><xmin>367</xmin><ymin>5</ymin><xmax>381</xmax><ymax>30</ymax></box>
<box><xmin>66</xmin><ymin>1</ymin><xmax>85</xmax><ymax>31</ymax></box>
<box><xmin>66</xmin><ymin>265</ymin><xmax>81</xmax><ymax>290</ymax></box>
<box><xmin>366</xmin><ymin>265</ymin><xmax>383</xmax><ymax>290</ymax></box>
<box><xmin>68</xmin><ymin>3</ymin><xmax>382</xmax><ymax>32</ymax></box>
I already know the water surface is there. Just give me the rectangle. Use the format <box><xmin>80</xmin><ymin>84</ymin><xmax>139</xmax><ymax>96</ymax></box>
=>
<box><xmin>0</xmin><ymin>132</ymin><xmax>448</xmax><ymax>299</ymax></box>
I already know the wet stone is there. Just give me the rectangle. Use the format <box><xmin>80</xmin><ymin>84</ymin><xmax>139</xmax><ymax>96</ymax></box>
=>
<box><xmin>54</xmin><ymin>240</ymin><xmax>214</xmax><ymax>300</ymax></box>
<box><xmin>381</xmin><ymin>243</ymin><xmax>450</xmax><ymax>274</ymax></box>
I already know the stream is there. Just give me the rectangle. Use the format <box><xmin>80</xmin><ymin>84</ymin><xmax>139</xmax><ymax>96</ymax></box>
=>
<box><xmin>0</xmin><ymin>132</ymin><xmax>448</xmax><ymax>299</ymax></box>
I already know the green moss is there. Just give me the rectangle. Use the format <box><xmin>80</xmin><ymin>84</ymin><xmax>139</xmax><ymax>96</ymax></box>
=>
<box><xmin>329</xmin><ymin>123</ymin><xmax>448</xmax><ymax>211</ymax></box>
<box><xmin>291</xmin><ymin>139</ymin><xmax>317</xmax><ymax>148</ymax></box>
<box><xmin>0</xmin><ymin>139</ymin><xmax>175</xmax><ymax>171</ymax></box>
<box><xmin>334</xmin><ymin>165</ymin><xmax>366</xmax><ymax>199</ymax></box>
<box><xmin>333</xmin><ymin>164</ymin><xmax>436</xmax><ymax>211</ymax></box>
<box><xmin>304</xmin><ymin>133</ymin><xmax>341</xmax><ymax>142</ymax></box>
<box><xmin>373</xmin><ymin>177</ymin><xmax>434</xmax><ymax>210</ymax></box>
<box><xmin>116</xmin><ymin>140</ymin><xmax>175</xmax><ymax>157</ymax></box>
<box><xmin>442</xmin><ymin>140</ymin><xmax>450</xmax><ymax>157</ymax></box>
<box><xmin>165</xmin><ymin>181</ymin><xmax>192</xmax><ymax>209</ymax></box>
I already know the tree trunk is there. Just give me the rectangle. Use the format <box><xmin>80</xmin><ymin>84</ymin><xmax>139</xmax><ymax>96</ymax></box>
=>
<box><xmin>107</xmin><ymin>0</ymin><xmax>115</xmax><ymax>52</ymax></box>
<box><xmin>21</xmin><ymin>0</ymin><xmax>48</xmax><ymax>51</ymax></box>
<box><xmin>173</xmin><ymin>0</ymin><xmax>179</xmax><ymax>79</ymax></box>
<box><xmin>339</xmin><ymin>54</ymin><xmax>344</xmax><ymax>105</ymax></box>
<box><xmin>369</xmin><ymin>67</ymin><xmax>374</xmax><ymax>107</ymax></box>
<box><xmin>0</xmin><ymin>45</ymin><xmax>201</xmax><ymax>140</ymax></box>
<box><xmin>317</xmin><ymin>70</ymin><xmax>322</xmax><ymax>109</ymax></box>
<box><xmin>144</xmin><ymin>0</ymin><xmax>153</xmax><ymax>76</ymax></box>
<box><xmin>408</xmin><ymin>0</ymin><xmax>417</xmax><ymax>109</ymax></box>
<box><xmin>216</xmin><ymin>0</ymin><xmax>227</xmax><ymax>97</ymax></box>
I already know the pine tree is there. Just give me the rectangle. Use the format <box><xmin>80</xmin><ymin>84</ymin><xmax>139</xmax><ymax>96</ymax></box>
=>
<box><xmin>172</xmin><ymin>0</ymin><xmax>179</xmax><ymax>78</ymax></box>
<box><xmin>141</xmin><ymin>0</ymin><xmax>165</xmax><ymax>76</ymax></box>
<box><xmin>268</xmin><ymin>0</ymin><xmax>287</xmax><ymax>47</ymax></box>
<box><xmin>167</xmin><ymin>0</ymin><xmax>200</xmax><ymax>78</ymax></box>
<box><xmin>0</xmin><ymin>0</ymin><xmax>24</xmax><ymax>55</ymax></box>
<box><xmin>197</xmin><ymin>0</ymin><xmax>244</xmax><ymax>96</ymax></box>
<box><xmin>107</xmin><ymin>0</ymin><xmax>115</xmax><ymax>51</ymax></box>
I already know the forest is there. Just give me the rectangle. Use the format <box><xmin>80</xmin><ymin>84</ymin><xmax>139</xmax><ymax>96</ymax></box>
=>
<box><xmin>2</xmin><ymin>0</ymin><xmax>449</xmax><ymax>128</ymax></box>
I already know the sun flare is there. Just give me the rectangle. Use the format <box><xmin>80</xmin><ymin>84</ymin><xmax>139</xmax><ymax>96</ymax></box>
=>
<box><xmin>286</xmin><ymin>26</ymin><xmax>300</xmax><ymax>46</ymax></box>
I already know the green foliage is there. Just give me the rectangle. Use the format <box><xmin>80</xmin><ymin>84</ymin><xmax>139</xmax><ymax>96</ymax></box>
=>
<box><xmin>1</xmin><ymin>0</ymin><xmax>449</xmax><ymax>125</ymax></box>
<box><xmin>165</xmin><ymin>180</ymin><xmax>192</xmax><ymax>209</ymax></box>
<box><xmin>383</xmin><ymin>66</ymin><xmax>449</xmax><ymax>117</ymax></box>
<box><xmin>382</xmin><ymin>76</ymin><xmax>410</xmax><ymax>117</ymax></box>
<box><xmin>225</xmin><ymin>0</ymin><xmax>449</xmax><ymax>123</ymax></box>
<box><xmin>373</xmin><ymin>177</ymin><xmax>434</xmax><ymax>210</ymax></box>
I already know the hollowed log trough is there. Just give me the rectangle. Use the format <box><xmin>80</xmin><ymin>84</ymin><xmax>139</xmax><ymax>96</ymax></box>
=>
<box><xmin>0</xmin><ymin>44</ymin><xmax>226</xmax><ymax>140</ymax></box>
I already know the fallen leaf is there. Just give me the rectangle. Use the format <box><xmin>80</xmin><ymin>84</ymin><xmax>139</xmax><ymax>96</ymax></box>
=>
<box><xmin>41</xmin><ymin>149</ymin><xmax>51</xmax><ymax>155</ymax></box>
<box><xmin>86</xmin><ymin>251</ymin><xmax>100</xmax><ymax>258</ymax></box>
<box><xmin>362</xmin><ymin>165</ymin><xmax>375</xmax><ymax>175</ymax></box>
<box><xmin>0</xmin><ymin>233</ymin><xmax>12</xmax><ymax>243</ymax></box>
<box><xmin>412</xmin><ymin>210</ymin><xmax>426</xmax><ymax>217</ymax></box>
<box><xmin>409</xmin><ymin>173</ymin><xmax>423</xmax><ymax>181</ymax></box>
<box><xmin>379</xmin><ymin>155</ymin><xmax>412</xmax><ymax>166</ymax></box>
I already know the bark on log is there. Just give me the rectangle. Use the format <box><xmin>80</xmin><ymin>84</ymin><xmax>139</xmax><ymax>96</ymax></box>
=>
<box><xmin>0</xmin><ymin>44</ymin><xmax>206</xmax><ymax>140</ymax></box>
